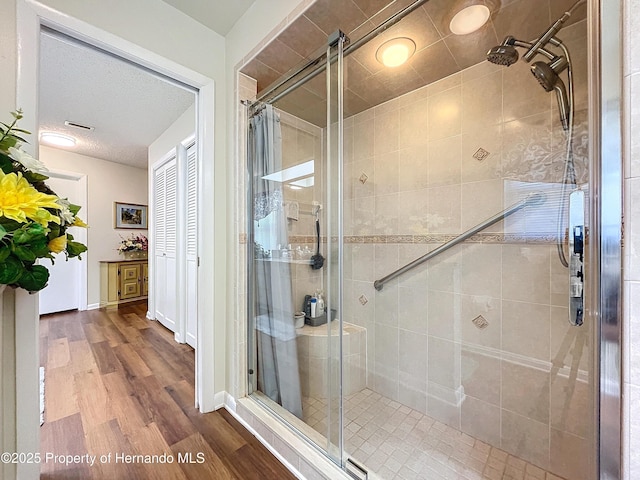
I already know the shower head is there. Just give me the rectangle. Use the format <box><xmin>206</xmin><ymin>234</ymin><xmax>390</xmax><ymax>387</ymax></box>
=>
<box><xmin>530</xmin><ymin>56</ymin><xmax>570</xmax><ymax>130</ymax></box>
<box><xmin>530</xmin><ymin>56</ymin><xmax>569</xmax><ymax>92</ymax></box>
<box><xmin>486</xmin><ymin>37</ymin><xmax>519</xmax><ymax>66</ymax></box>
<box><xmin>531</xmin><ymin>61</ymin><xmax>556</xmax><ymax>92</ymax></box>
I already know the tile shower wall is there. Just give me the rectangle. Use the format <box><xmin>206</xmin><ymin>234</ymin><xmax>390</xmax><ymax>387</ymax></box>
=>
<box><xmin>341</xmin><ymin>20</ymin><xmax>590</xmax><ymax>479</ymax></box>
<box><xmin>278</xmin><ymin>110</ymin><xmax>325</xmax><ymax>310</ymax></box>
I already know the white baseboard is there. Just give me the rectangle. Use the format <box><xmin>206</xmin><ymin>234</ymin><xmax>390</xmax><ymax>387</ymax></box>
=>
<box><xmin>86</xmin><ymin>303</ymin><xmax>100</xmax><ymax>310</ymax></box>
<box><xmin>146</xmin><ymin>311</ymin><xmax>154</xmax><ymax>320</ymax></box>
<box><xmin>213</xmin><ymin>391</ymin><xmax>226</xmax><ymax>410</ymax></box>
<box><xmin>224</xmin><ymin>392</ymin><xmax>237</xmax><ymax>412</ymax></box>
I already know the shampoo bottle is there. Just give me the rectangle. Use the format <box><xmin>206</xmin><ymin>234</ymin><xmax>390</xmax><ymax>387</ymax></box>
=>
<box><xmin>310</xmin><ymin>297</ymin><xmax>317</xmax><ymax>318</ymax></box>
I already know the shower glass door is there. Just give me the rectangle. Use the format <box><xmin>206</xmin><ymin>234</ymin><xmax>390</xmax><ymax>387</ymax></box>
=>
<box><xmin>246</xmin><ymin>33</ymin><xmax>346</xmax><ymax>466</ymax></box>
<box><xmin>338</xmin><ymin>4</ymin><xmax>594</xmax><ymax>480</ymax></box>
<box><xmin>246</xmin><ymin>2</ymin><xmax>596</xmax><ymax>479</ymax></box>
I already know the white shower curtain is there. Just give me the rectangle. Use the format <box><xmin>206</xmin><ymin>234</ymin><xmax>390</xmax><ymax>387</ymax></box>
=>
<box><xmin>250</xmin><ymin>104</ymin><xmax>303</xmax><ymax>419</ymax></box>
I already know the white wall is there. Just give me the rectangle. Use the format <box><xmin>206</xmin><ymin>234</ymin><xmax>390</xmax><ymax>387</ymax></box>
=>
<box><xmin>149</xmin><ymin>104</ymin><xmax>196</xmax><ymax>165</ymax></box>
<box><xmin>14</xmin><ymin>0</ymin><xmax>228</xmax><ymax>407</ymax></box>
<box><xmin>1</xmin><ymin>1</ymin><xmax>40</xmax><ymax>478</ymax></box>
<box><xmin>40</xmin><ymin>146</ymin><xmax>148</xmax><ymax>307</ymax></box>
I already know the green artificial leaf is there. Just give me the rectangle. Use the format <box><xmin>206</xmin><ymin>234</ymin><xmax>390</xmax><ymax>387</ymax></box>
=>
<box><xmin>10</xmin><ymin>128</ymin><xmax>31</xmax><ymax>134</ymax></box>
<box><xmin>12</xmin><ymin>229</ymin><xmax>32</xmax><ymax>245</ymax></box>
<box><xmin>0</xmin><ymin>255</ymin><xmax>24</xmax><ymax>285</ymax></box>
<box><xmin>66</xmin><ymin>240</ymin><xmax>88</xmax><ymax>258</ymax></box>
<box><xmin>0</xmin><ymin>246</ymin><xmax>10</xmax><ymax>262</ymax></box>
<box><xmin>69</xmin><ymin>204</ymin><xmax>81</xmax><ymax>216</ymax></box>
<box><xmin>0</xmin><ymin>218</ymin><xmax>22</xmax><ymax>232</ymax></box>
<box><xmin>17</xmin><ymin>264</ymin><xmax>49</xmax><ymax>292</ymax></box>
<box><xmin>13</xmin><ymin>223</ymin><xmax>46</xmax><ymax>244</ymax></box>
<box><xmin>0</xmin><ymin>224</ymin><xmax>6</xmax><ymax>241</ymax></box>
<box><xmin>9</xmin><ymin>134</ymin><xmax>27</xmax><ymax>143</ymax></box>
<box><xmin>0</xmin><ymin>152</ymin><xmax>13</xmax><ymax>174</ymax></box>
<box><xmin>23</xmin><ymin>171</ymin><xmax>50</xmax><ymax>183</ymax></box>
<box><xmin>47</xmin><ymin>224</ymin><xmax>61</xmax><ymax>240</ymax></box>
<box><xmin>30</xmin><ymin>237</ymin><xmax>50</xmax><ymax>258</ymax></box>
<box><xmin>0</xmin><ymin>136</ymin><xmax>18</xmax><ymax>151</ymax></box>
<box><xmin>13</xmin><ymin>245</ymin><xmax>37</xmax><ymax>262</ymax></box>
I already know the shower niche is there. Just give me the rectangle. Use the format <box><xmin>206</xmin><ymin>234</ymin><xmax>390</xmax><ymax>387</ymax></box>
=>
<box><xmin>243</xmin><ymin>1</ymin><xmax>594</xmax><ymax>479</ymax></box>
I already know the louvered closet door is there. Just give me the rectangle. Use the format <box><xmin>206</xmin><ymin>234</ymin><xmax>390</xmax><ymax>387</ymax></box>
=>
<box><xmin>185</xmin><ymin>144</ymin><xmax>198</xmax><ymax>348</ymax></box>
<box><xmin>163</xmin><ymin>160</ymin><xmax>178</xmax><ymax>332</ymax></box>
<box><xmin>154</xmin><ymin>164</ymin><xmax>167</xmax><ymax>324</ymax></box>
<box><xmin>153</xmin><ymin>156</ymin><xmax>178</xmax><ymax>332</ymax></box>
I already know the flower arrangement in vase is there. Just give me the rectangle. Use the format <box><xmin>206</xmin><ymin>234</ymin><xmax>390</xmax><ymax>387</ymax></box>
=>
<box><xmin>0</xmin><ymin>110</ymin><xmax>88</xmax><ymax>292</ymax></box>
<box><xmin>117</xmin><ymin>233</ymin><xmax>148</xmax><ymax>259</ymax></box>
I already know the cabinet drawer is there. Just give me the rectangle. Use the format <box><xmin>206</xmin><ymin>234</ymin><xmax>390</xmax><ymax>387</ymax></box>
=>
<box><xmin>120</xmin><ymin>278</ymin><xmax>141</xmax><ymax>299</ymax></box>
<box><xmin>120</xmin><ymin>264</ymin><xmax>140</xmax><ymax>281</ymax></box>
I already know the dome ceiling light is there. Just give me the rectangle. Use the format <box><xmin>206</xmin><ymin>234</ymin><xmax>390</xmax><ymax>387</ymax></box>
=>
<box><xmin>39</xmin><ymin>132</ymin><xmax>76</xmax><ymax>147</ymax></box>
<box><xmin>375</xmin><ymin>37</ymin><xmax>416</xmax><ymax>68</ymax></box>
<box><xmin>449</xmin><ymin>5</ymin><xmax>491</xmax><ymax>35</ymax></box>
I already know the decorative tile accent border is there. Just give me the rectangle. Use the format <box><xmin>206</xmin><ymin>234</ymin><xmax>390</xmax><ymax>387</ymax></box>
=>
<box><xmin>340</xmin><ymin>233</ymin><xmax>557</xmax><ymax>245</ymax></box>
<box><xmin>241</xmin><ymin>233</ymin><xmax>558</xmax><ymax>245</ymax></box>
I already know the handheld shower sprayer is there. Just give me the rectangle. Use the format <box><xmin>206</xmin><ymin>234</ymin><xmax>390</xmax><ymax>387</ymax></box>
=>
<box><xmin>531</xmin><ymin>56</ymin><xmax>569</xmax><ymax>92</ymax></box>
<box><xmin>531</xmin><ymin>56</ymin><xmax>570</xmax><ymax>130</ymax></box>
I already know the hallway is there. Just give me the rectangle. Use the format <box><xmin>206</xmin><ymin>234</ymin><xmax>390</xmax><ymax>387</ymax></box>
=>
<box><xmin>39</xmin><ymin>302</ymin><xmax>295</xmax><ymax>479</ymax></box>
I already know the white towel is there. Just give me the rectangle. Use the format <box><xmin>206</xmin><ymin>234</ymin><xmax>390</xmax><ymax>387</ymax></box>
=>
<box><xmin>286</xmin><ymin>201</ymin><xmax>299</xmax><ymax>221</ymax></box>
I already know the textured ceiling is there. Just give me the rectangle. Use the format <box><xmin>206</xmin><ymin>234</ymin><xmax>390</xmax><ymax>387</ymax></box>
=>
<box><xmin>38</xmin><ymin>31</ymin><xmax>195</xmax><ymax>169</ymax></box>
<box><xmin>241</xmin><ymin>0</ymin><xmax>587</xmax><ymax>126</ymax></box>
<box><xmin>160</xmin><ymin>0</ymin><xmax>256</xmax><ymax>35</ymax></box>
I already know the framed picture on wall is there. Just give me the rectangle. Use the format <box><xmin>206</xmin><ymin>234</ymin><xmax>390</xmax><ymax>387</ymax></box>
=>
<box><xmin>114</xmin><ymin>202</ymin><xmax>148</xmax><ymax>229</ymax></box>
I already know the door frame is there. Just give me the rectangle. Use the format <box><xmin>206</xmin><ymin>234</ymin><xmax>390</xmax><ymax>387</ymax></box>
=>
<box><xmin>41</xmin><ymin>169</ymin><xmax>89</xmax><ymax>312</ymax></box>
<box><xmin>16</xmin><ymin>0</ymin><xmax>217</xmax><ymax>424</ymax></box>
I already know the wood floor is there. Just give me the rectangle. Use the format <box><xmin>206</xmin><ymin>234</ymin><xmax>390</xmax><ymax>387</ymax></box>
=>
<box><xmin>40</xmin><ymin>301</ymin><xmax>296</xmax><ymax>480</ymax></box>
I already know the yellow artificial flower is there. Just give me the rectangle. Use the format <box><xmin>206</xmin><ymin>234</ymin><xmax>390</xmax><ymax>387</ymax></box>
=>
<box><xmin>0</xmin><ymin>170</ymin><xmax>60</xmax><ymax>226</ymax></box>
<box><xmin>48</xmin><ymin>235</ymin><xmax>67</xmax><ymax>254</ymax></box>
<box><xmin>71</xmin><ymin>216</ymin><xmax>88</xmax><ymax>228</ymax></box>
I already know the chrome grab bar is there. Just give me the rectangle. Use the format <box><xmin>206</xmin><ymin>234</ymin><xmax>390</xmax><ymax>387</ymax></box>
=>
<box><xmin>373</xmin><ymin>193</ymin><xmax>546</xmax><ymax>291</ymax></box>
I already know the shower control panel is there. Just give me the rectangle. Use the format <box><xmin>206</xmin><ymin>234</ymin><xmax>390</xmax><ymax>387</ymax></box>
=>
<box><xmin>568</xmin><ymin>190</ymin><xmax>584</xmax><ymax>326</ymax></box>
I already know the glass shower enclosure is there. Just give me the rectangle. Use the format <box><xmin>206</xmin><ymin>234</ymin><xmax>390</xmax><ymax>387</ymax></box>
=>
<box><xmin>246</xmin><ymin>1</ymin><xmax>596</xmax><ymax>479</ymax></box>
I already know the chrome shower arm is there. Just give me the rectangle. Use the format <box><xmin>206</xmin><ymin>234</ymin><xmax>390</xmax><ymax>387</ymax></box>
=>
<box><xmin>522</xmin><ymin>0</ymin><xmax>585</xmax><ymax>62</ymax></box>
<box><xmin>511</xmin><ymin>39</ymin><xmax>556</xmax><ymax>61</ymax></box>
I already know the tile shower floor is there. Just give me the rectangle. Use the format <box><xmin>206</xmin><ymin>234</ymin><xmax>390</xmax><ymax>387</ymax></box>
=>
<box><xmin>302</xmin><ymin>389</ymin><xmax>566</xmax><ymax>480</ymax></box>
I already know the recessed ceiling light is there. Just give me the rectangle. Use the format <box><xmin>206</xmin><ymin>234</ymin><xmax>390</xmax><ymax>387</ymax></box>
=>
<box><xmin>40</xmin><ymin>132</ymin><xmax>76</xmax><ymax>147</ymax></box>
<box><xmin>449</xmin><ymin>5</ymin><xmax>491</xmax><ymax>35</ymax></box>
<box><xmin>375</xmin><ymin>37</ymin><xmax>416</xmax><ymax>68</ymax></box>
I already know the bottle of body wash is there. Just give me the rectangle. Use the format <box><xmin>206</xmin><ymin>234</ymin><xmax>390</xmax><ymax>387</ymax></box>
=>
<box><xmin>310</xmin><ymin>297</ymin><xmax>317</xmax><ymax>318</ymax></box>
